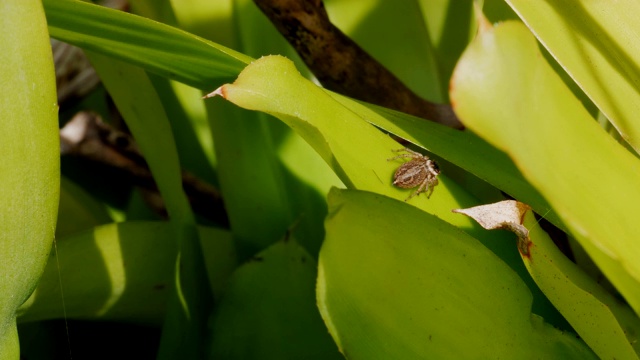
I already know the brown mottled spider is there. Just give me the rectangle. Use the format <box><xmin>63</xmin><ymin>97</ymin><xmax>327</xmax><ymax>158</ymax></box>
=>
<box><xmin>388</xmin><ymin>148</ymin><xmax>440</xmax><ymax>201</ymax></box>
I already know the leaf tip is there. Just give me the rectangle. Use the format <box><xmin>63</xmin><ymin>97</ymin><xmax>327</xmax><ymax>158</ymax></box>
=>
<box><xmin>202</xmin><ymin>86</ymin><xmax>226</xmax><ymax>100</ymax></box>
<box><xmin>453</xmin><ymin>200</ymin><xmax>533</xmax><ymax>257</ymax></box>
<box><xmin>473</xmin><ymin>1</ymin><xmax>493</xmax><ymax>34</ymax></box>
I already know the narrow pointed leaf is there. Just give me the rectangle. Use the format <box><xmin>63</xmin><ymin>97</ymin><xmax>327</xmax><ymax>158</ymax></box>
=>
<box><xmin>43</xmin><ymin>0</ymin><xmax>251</xmax><ymax>89</ymax></box>
<box><xmin>87</xmin><ymin>53</ymin><xmax>210</xmax><ymax>358</ymax></box>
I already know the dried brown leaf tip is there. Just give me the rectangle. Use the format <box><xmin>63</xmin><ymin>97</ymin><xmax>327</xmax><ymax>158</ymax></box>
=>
<box><xmin>388</xmin><ymin>148</ymin><xmax>440</xmax><ymax>201</ymax></box>
<box><xmin>452</xmin><ymin>200</ymin><xmax>533</xmax><ymax>256</ymax></box>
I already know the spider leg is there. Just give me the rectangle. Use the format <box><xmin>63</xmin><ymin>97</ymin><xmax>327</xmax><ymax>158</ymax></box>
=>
<box><xmin>388</xmin><ymin>148</ymin><xmax>425</xmax><ymax>161</ymax></box>
<box><xmin>392</xmin><ymin>148</ymin><xmax>422</xmax><ymax>156</ymax></box>
<box><xmin>426</xmin><ymin>178</ymin><xmax>439</xmax><ymax>198</ymax></box>
<box><xmin>387</xmin><ymin>153</ymin><xmax>414</xmax><ymax>161</ymax></box>
<box><xmin>405</xmin><ymin>178</ymin><xmax>429</xmax><ymax>201</ymax></box>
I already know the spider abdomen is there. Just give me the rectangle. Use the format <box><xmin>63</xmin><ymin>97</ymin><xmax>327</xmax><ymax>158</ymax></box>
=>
<box><xmin>393</xmin><ymin>160</ymin><xmax>429</xmax><ymax>188</ymax></box>
<box><xmin>387</xmin><ymin>148</ymin><xmax>441</xmax><ymax>201</ymax></box>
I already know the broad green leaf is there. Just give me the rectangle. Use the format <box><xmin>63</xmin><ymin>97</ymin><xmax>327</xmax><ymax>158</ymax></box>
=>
<box><xmin>481</xmin><ymin>0</ymin><xmax>599</xmax><ymax>119</ymax></box>
<box><xmin>450</xmin><ymin>20</ymin><xmax>640</xmax><ymax>315</ymax></box>
<box><xmin>505</xmin><ymin>0</ymin><xmax>640</xmax><ymax>153</ymax></box>
<box><xmin>318</xmin><ymin>189</ymin><xmax>596</xmax><ymax>359</ymax></box>
<box><xmin>43</xmin><ymin>0</ymin><xmax>251</xmax><ymax>90</ymax></box>
<box><xmin>45</xmin><ymin>0</ymin><xmax>563</xmax><ymax>234</ymax></box>
<box><xmin>328</xmin><ymin>97</ymin><xmax>565</xmax><ymax>231</ymax></box>
<box><xmin>0</xmin><ymin>1</ymin><xmax>59</xmax><ymax>357</ymax></box>
<box><xmin>454</xmin><ymin>201</ymin><xmax>640</xmax><ymax>359</ymax></box>
<box><xmin>208</xmin><ymin>55</ymin><xmax>569</xmax><ymax>326</ymax></box>
<box><xmin>208</xmin><ymin>238</ymin><xmax>341</xmax><ymax>359</ymax></box>
<box><xmin>18</xmin><ymin>222</ymin><xmax>236</xmax><ymax>324</ymax></box>
<box><xmin>323</xmin><ymin>96</ymin><xmax>572</xmax><ymax>327</ymax></box>
<box><xmin>208</xmin><ymin>55</ymin><xmax>477</xmax><ymax>228</ymax></box>
<box><xmin>87</xmin><ymin>53</ymin><xmax>210</xmax><ymax>357</ymax></box>
<box><xmin>43</xmin><ymin>0</ymin><xmax>561</xmax><ymax>233</ymax></box>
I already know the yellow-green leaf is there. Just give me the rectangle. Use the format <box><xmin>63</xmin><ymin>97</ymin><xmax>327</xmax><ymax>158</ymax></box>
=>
<box><xmin>506</xmin><ymin>0</ymin><xmax>640</xmax><ymax>153</ymax></box>
<box><xmin>0</xmin><ymin>0</ymin><xmax>59</xmax><ymax>357</ymax></box>
<box><xmin>318</xmin><ymin>189</ymin><xmax>596</xmax><ymax>359</ymax></box>
<box><xmin>450</xmin><ymin>20</ymin><xmax>640</xmax><ymax>316</ymax></box>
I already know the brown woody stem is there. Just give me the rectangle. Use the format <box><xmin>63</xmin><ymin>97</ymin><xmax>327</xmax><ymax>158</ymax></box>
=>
<box><xmin>253</xmin><ymin>0</ymin><xmax>463</xmax><ymax>129</ymax></box>
<box><xmin>60</xmin><ymin>112</ymin><xmax>229</xmax><ymax>227</ymax></box>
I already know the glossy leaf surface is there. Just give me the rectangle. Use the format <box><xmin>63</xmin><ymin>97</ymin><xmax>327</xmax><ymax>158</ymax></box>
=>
<box><xmin>208</xmin><ymin>238</ymin><xmax>341</xmax><ymax>359</ymax></box>
<box><xmin>0</xmin><ymin>1</ymin><xmax>59</xmax><ymax>357</ymax></box>
<box><xmin>317</xmin><ymin>189</ymin><xmax>595</xmax><ymax>359</ymax></box>
<box><xmin>506</xmin><ymin>0</ymin><xmax>640</xmax><ymax>153</ymax></box>
<box><xmin>451</xmin><ymin>20</ymin><xmax>640</xmax><ymax>315</ymax></box>
<box><xmin>18</xmin><ymin>222</ymin><xmax>236</xmax><ymax>324</ymax></box>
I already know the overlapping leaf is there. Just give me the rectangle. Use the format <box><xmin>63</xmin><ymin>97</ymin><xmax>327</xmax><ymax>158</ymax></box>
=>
<box><xmin>18</xmin><ymin>222</ymin><xmax>236</xmax><ymax>324</ymax></box>
<box><xmin>451</xmin><ymin>20</ymin><xmax>640</xmax><ymax>316</ymax></box>
<box><xmin>506</xmin><ymin>0</ymin><xmax>640</xmax><ymax>153</ymax></box>
<box><xmin>0</xmin><ymin>1</ymin><xmax>59</xmax><ymax>357</ymax></box>
<box><xmin>318</xmin><ymin>189</ymin><xmax>596</xmax><ymax>359</ymax></box>
<box><xmin>43</xmin><ymin>0</ymin><xmax>251</xmax><ymax>89</ymax></box>
<box><xmin>454</xmin><ymin>201</ymin><xmax>640</xmax><ymax>359</ymax></box>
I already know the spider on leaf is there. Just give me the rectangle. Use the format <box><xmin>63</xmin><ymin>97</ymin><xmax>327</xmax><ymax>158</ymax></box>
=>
<box><xmin>388</xmin><ymin>148</ymin><xmax>440</xmax><ymax>201</ymax></box>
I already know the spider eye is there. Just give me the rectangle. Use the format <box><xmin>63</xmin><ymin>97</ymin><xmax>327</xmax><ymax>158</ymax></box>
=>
<box><xmin>432</xmin><ymin>161</ymin><xmax>440</xmax><ymax>174</ymax></box>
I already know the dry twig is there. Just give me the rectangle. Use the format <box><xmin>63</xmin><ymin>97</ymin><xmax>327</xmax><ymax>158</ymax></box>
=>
<box><xmin>60</xmin><ymin>112</ymin><xmax>229</xmax><ymax>227</ymax></box>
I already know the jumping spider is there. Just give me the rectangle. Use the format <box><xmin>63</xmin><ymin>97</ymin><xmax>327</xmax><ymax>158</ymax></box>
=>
<box><xmin>388</xmin><ymin>148</ymin><xmax>440</xmax><ymax>201</ymax></box>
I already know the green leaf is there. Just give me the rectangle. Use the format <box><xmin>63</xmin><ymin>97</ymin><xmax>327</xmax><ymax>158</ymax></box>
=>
<box><xmin>208</xmin><ymin>237</ymin><xmax>341</xmax><ymax>359</ymax></box>
<box><xmin>43</xmin><ymin>0</ymin><xmax>251</xmax><ymax>90</ymax></box>
<box><xmin>207</xmin><ymin>55</ymin><xmax>568</xmax><ymax>325</ymax></box>
<box><xmin>0</xmin><ymin>0</ymin><xmax>59</xmax><ymax>357</ymax></box>
<box><xmin>454</xmin><ymin>200</ymin><xmax>640</xmax><ymax>359</ymax></box>
<box><xmin>86</xmin><ymin>53</ymin><xmax>210</xmax><ymax>357</ymax></box>
<box><xmin>326</xmin><ymin>0</ymin><xmax>443</xmax><ymax>101</ymax></box>
<box><xmin>57</xmin><ymin>177</ymin><xmax>112</xmax><ymax>238</ymax></box>
<box><xmin>328</xmin><ymin>97</ymin><xmax>566</xmax><ymax>231</ymax></box>
<box><xmin>18</xmin><ymin>222</ymin><xmax>236</xmax><ymax>324</ymax></box>
<box><xmin>206</xmin><ymin>99</ymin><xmax>298</xmax><ymax>259</ymax></box>
<box><xmin>318</xmin><ymin>189</ymin><xmax>596</xmax><ymax>359</ymax></box>
<box><xmin>450</xmin><ymin>20</ymin><xmax>640</xmax><ymax>315</ymax></box>
<box><xmin>131</xmin><ymin>0</ymin><xmax>220</xmax><ymax>186</ymax></box>
<box><xmin>417</xmin><ymin>0</ymin><xmax>474</xmax><ymax>99</ymax></box>
<box><xmin>203</xmin><ymin>0</ymin><xmax>339</xmax><ymax>259</ymax></box>
<box><xmin>523</xmin><ymin>212</ymin><xmax>640</xmax><ymax>359</ymax></box>
<box><xmin>85</xmin><ymin>57</ymin><xmax>193</xmax><ymax>225</ymax></box>
<box><xmin>208</xmin><ymin>55</ymin><xmax>477</xmax><ymax>228</ymax></box>
<box><xmin>505</xmin><ymin>0</ymin><xmax>640</xmax><ymax>153</ymax></box>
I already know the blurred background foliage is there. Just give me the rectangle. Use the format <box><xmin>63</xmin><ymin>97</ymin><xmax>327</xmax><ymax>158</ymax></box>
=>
<box><xmin>5</xmin><ymin>0</ymin><xmax>640</xmax><ymax>358</ymax></box>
